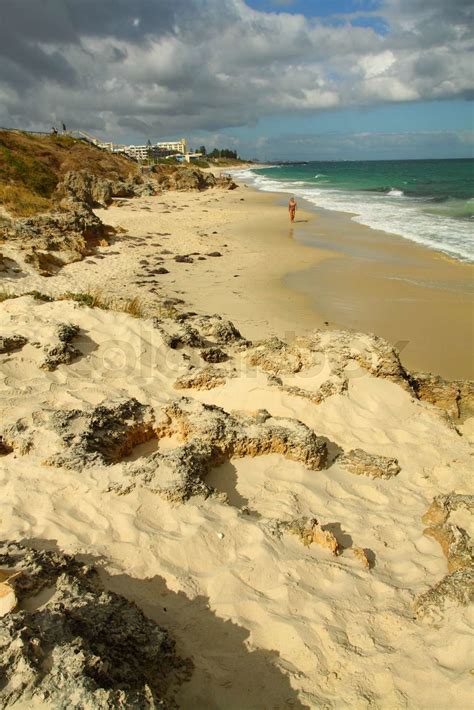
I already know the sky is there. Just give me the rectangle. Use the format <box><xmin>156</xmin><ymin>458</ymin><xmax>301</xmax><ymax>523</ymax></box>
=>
<box><xmin>0</xmin><ymin>0</ymin><xmax>473</xmax><ymax>160</ymax></box>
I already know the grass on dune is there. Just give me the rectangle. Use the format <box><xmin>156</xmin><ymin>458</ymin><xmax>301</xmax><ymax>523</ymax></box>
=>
<box><xmin>0</xmin><ymin>184</ymin><xmax>52</xmax><ymax>217</ymax></box>
<box><xmin>1</xmin><ymin>287</ymin><xmax>156</xmax><ymax>322</ymax></box>
<box><xmin>60</xmin><ymin>290</ymin><xmax>144</xmax><ymax>318</ymax></box>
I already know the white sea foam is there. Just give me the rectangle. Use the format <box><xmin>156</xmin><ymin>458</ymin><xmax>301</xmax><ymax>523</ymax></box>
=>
<box><xmin>233</xmin><ymin>168</ymin><xmax>474</xmax><ymax>263</ymax></box>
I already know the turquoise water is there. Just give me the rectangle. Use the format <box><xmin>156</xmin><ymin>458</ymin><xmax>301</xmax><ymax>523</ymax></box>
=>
<box><xmin>234</xmin><ymin>159</ymin><xmax>474</xmax><ymax>262</ymax></box>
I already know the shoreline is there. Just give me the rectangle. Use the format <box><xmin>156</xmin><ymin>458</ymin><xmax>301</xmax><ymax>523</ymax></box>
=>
<box><xmin>233</xmin><ymin>176</ymin><xmax>473</xmax><ymax>380</ymax></box>
<box><xmin>2</xmin><ymin>179</ymin><xmax>472</xmax><ymax>378</ymax></box>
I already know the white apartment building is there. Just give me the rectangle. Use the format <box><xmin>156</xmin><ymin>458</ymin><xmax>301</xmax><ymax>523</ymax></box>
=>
<box><xmin>155</xmin><ymin>139</ymin><xmax>187</xmax><ymax>154</ymax></box>
<box><xmin>117</xmin><ymin>139</ymin><xmax>188</xmax><ymax>160</ymax></box>
<box><xmin>122</xmin><ymin>144</ymin><xmax>150</xmax><ymax>160</ymax></box>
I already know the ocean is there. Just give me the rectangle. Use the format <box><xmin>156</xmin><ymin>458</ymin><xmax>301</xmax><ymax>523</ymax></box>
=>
<box><xmin>234</xmin><ymin>159</ymin><xmax>474</xmax><ymax>263</ymax></box>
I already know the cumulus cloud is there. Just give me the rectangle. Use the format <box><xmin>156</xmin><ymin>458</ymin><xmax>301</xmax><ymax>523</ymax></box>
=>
<box><xmin>0</xmin><ymin>0</ymin><xmax>472</xmax><ymax>140</ymax></box>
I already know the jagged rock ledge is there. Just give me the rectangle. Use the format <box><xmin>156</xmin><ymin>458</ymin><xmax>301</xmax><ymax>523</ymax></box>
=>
<box><xmin>0</xmin><ymin>541</ymin><xmax>190</xmax><ymax>708</ymax></box>
<box><xmin>414</xmin><ymin>493</ymin><xmax>474</xmax><ymax>619</ymax></box>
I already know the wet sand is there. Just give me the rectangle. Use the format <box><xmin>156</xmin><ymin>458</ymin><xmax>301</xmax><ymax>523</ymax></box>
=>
<box><xmin>282</xmin><ymin>203</ymin><xmax>474</xmax><ymax>379</ymax></box>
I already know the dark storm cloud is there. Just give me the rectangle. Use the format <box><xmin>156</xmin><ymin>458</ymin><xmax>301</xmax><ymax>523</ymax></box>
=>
<box><xmin>0</xmin><ymin>0</ymin><xmax>472</xmax><ymax>138</ymax></box>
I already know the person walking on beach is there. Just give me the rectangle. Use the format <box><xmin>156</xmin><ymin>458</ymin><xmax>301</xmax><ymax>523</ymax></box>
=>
<box><xmin>289</xmin><ymin>197</ymin><xmax>297</xmax><ymax>222</ymax></box>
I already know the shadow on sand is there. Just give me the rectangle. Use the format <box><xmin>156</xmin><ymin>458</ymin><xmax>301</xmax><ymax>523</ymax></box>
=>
<box><xmin>18</xmin><ymin>538</ymin><xmax>309</xmax><ymax>709</ymax></box>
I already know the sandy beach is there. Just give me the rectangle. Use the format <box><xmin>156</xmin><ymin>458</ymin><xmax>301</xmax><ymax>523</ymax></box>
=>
<box><xmin>3</xmin><ymin>182</ymin><xmax>472</xmax><ymax>379</ymax></box>
<box><xmin>1</xmin><ymin>176</ymin><xmax>473</xmax><ymax>708</ymax></box>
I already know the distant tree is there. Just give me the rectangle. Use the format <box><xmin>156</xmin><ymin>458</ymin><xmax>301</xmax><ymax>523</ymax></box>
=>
<box><xmin>199</xmin><ymin>145</ymin><xmax>207</xmax><ymax>156</ymax></box>
<box><xmin>207</xmin><ymin>147</ymin><xmax>239</xmax><ymax>160</ymax></box>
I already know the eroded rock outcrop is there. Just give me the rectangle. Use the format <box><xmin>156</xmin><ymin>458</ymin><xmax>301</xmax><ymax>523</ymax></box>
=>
<box><xmin>114</xmin><ymin>399</ymin><xmax>328</xmax><ymax>503</ymax></box>
<box><xmin>155</xmin><ymin>399</ymin><xmax>327</xmax><ymax>470</ymax></box>
<box><xmin>174</xmin><ymin>366</ymin><xmax>232</xmax><ymax>390</ymax></box>
<box><xmin>112</xmin><ymin>174</ymin><xmax>157</xmax><ymax>198</ymax></box>
<box><xmin>246</xmin><ymin>330</ymin><xmax>474</xmax><ymax>420</ymax></box>
<box><xmin>0</xmin><ymin>541</ymin><xmax>189</xmax><ymax>708</ymax></box>
<box><xmin>280</xmin><ymin>517</ymin><xmax>339</xmax><ymax>554</ymax></box>
<box><xmin>246</xmin><ymin>330</ymin><xmax>411</xmax><ymax>406</ymax></box>
<box><xmin>41</xmin><ymin>323</ymin><xmax>80</xmax><ymax>371</ymax></box>
<box><xmin>411</xmin><ymin>374</ymin><xmax>474</xmax><ymax>420</ymax></box>
<box><xmin>338</xmin><ymin>449</ymin><xmax>401</xmax><ymax>480</ymax></box>
<box><xmin>421</xmin><ymin>493</ymin><xmax>473</xmax><ymax>573</ymax></box>
<box><xmin>152</xmin><ymin>165</ymin><xmax>237</xmax><ymax>192</ymax></box>
<box><xmin>153</xmin><ymin>312</ymin><xmax>247</xmax><ymax>351</ymax></box>
<box><xmin>54</xmin><ymin>170</ymin><xmax>158</xmax><ymax>207</ymax></box>
<box><xmin>269</xmin><ymin>517</ymin><xmax>371</xmax><ymax>567</ymax></box>
<box><xmin>4</xmin><ymin>202</ymin><xmax>110</xmax><ymax>275</ymax></box>
<box><xmin>0</xmin><ymin>334</ymin><xmax>28</xmax><ymax>353</ymax></box>
<box><xmin>200</xmin><ymin>347</ymin><xmax>228</xmax><ymax>363</ymax></box>
<box><xmin>414</xmin><ymin>493</ymin><xmax>474</xmax><ymax>619</ymax></box>
<box><xmin>55</xmin><ymin>170</ymin><xmax>114</xmax><ymax>208</ymax></box>
<box><xmin>2</xmin><ymin>398</ymin><xmax>155</xmax><ymax>468</ymax></box>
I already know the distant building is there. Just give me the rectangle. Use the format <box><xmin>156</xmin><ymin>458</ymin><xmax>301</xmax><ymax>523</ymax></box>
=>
<box><xmin>155</xmin><ymin>139</ymin><xmax>187</xmax><ymax>155</ymax></box>
<box><xmin>112</xmin><ymin>139</ymin><xmax>188</xmax><ymax>161</ymax></box>
<box><xmin>120</xmin><ymin>144</ymin><xmax>150</xmax><ymax>160</ymax></box>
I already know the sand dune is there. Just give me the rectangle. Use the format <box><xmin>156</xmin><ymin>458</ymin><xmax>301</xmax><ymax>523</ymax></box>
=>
<box><xmin>0</xmin><ymin>290</ymin><xmax>472</xmax><ymax>708</ymax></box>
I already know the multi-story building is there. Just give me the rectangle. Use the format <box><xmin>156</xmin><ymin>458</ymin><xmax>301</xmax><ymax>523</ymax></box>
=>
<box><xmin>155</xmin><ymin>139</ymin><xmax>187</xmax><ymax>155</ymax></box>
<box><xmin>121</xmin><ymin>144</ymin><xmax>150</xmax><ymax>160</ymax></box>
<box><xmin>79</xmin><ymin>132</ymin><xmax>188</xmax><ymax>159</ymax></box>
<box><xmin>116</xmin><ymin>139</ymin><xmax>188</xmax><ymax>161</ymax></box>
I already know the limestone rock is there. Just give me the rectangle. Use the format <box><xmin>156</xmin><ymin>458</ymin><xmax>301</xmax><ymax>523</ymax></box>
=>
<box><xmin>49</xmin><ymin>398</ymin><xmax>156</xmax><ymax>469</ymax></box>
<box><xmin>411</xmin><ymin>373</ymin><xmax>474</xmax><ymax>420</ymax></box>
<box><xmin>113</xmin><ymin>398</ymin><xmax>327</xmax><ymax>503</ymax></box>
<box><xmin>155</xmin><ymin>398</ymin><xmax>327</xmax><ymax>471</ymax></box>
<box><xmin>41</xmin><ymin>323</ymin><xmax>81</xmax><ymax>371</ymax></box>
<box><xmin>0</xmin><ymin>541</ymin><xmax>189</xmax><ymax>708</ymax></box>
<box><xmin>0</xmin><ymin>334</ymin><xmax>28</xmax><ymax>353</ymax></box>
<box><xmin>200</xmin><ymin>347</ymin><xmax>228</xmax><ymax>363</ymax></box>
<box><xmin>118</xmin><ymin>441</ymin><xmax>218</xmax><ymax>503</ymax></box>
<box><xmin>338</xmin><ymin>449</ymin><xmax>401</xmax><ymax>479</ymax></box>
<box><xmin>55</xmin><ymin>170</ymin><xmax>113</xmax><ymax>207</ymax></box>
<box><xmin>174</xmin><ymin>366</ymin><xmax>231</xmax><ymax>390</ymax></box>
<box><xmin>152</xmin><ymin>313</ymin><xmax>245</xmax><ymax>351</ymax></box>
<box><xmin>414</xmin><ymin>567</ymin><xmax>474</xmax><ymax>619</ymax></box>
<box><xmin>0</xmin><ymin>570</ymin><xmax>18</xmax><ymax>617</ymax></box>
<box><xmin>152</xmin><ymin>318</ymin><xmax>206</xmax><ymax>349</ymax></box>
<box><xmin>414</xmin><ymin>493</ymin><xmax>474</xmax><ymax>619</ymax></box>
<box><xmin>190</xmin><ymin>314</ymin><xmax>245</xmax><ymax>346</ymax></box>
<box><xmin>151</xmin><ymin>165</ymin><xmax>237</xmax><ymax>192</ymax></box>
<box><xmin>421</xmin><ymin>493</ymin><xmax>473</xmax><ymax>573</ymax></box>
<box><xmin>246</xmin><ymin>336</ymin><xmax>314</xmax><ymax>375</ymax></box>
<box><xmin>351</xmin><ymin>547</ymin><xmax>371</xmax><ymax>569</ymax></box>
<box><xmin>112</xmin><ymin>175</ymin><xmax>157</xmax><ymax>198</ymax></box>
<box><xmin>281</xmin><ymin>518</ymin><xmax>339</xmax><ymax>554</ymax></box>
<box><xmin>5</xmin><ymin>202</ymin><xmax>109</xmax><ymax>274</ymax></box>
<box><xmin>269</xmin><ymin>378</ymin><xmax>348</xmax><ymax>406</ymax></box>
<box><xmin>2</xmin><ymin>398</ymin><xmax>156</xmax><ymax>470</ymax></box>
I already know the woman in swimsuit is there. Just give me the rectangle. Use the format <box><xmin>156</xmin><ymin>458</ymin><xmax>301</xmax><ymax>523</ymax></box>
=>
<box><xmin>288</xmin><ymin>197</ymin><xmax>297</xmax><ymax>222</ymax></box>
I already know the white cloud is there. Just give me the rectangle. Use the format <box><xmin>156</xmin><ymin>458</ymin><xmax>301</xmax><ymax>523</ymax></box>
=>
<box><xmin>0</xmin><ymin>0</ymin><xmax>472</xmax><ymax>139</ymax></box>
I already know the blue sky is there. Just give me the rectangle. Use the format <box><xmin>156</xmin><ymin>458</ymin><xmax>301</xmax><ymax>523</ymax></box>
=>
<box><xmin>1</xmin><ymin>0</ymin><xmax>473</xmax><ymax>160</ymax></box>
<box><xmin>213</xmin><ymin>100</ymin><xmax>474</xmax><ymax>161</ymax></box>
<box><xmin>245</xmin><ymin>0</ymin><xmax>388</xmax><ymax>32</ymax></box>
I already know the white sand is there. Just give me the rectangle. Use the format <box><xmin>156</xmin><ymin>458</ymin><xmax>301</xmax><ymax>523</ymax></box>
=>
<box><xmin>0</xmin><ymin>188</ymin><xmax>473</xmax><ymax>708</ymax></box>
